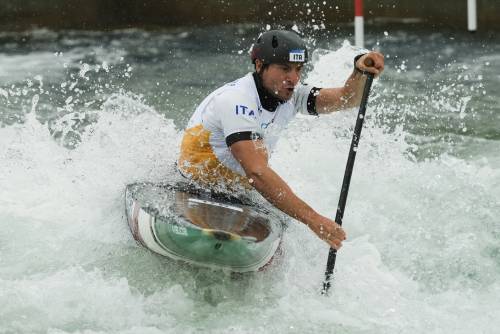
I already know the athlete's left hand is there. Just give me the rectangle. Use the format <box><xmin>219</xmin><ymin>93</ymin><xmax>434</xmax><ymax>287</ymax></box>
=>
<box><xmin>356</xmin><ymin>51</ymin><xmax>385</xmax><ymax>77</ymax></box>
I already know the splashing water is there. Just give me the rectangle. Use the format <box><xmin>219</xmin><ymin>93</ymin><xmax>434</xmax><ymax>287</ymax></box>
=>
<box><xmin>0</xmin><ymin>27</ymin><xmax>499</xmax><ymax>333</ymax></box>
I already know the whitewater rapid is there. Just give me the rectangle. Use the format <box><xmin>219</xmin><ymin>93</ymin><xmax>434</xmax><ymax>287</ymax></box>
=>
<box><xmin>0</xmin><ymin>28</ymin><xmax>499</xmax><ymax>333</ymax></box>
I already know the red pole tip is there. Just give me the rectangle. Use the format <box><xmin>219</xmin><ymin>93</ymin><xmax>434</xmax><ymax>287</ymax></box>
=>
<box><xmin>354</xmin><ymin>0</ymin><xmax>363</xmax><ymax>17</ymax></box>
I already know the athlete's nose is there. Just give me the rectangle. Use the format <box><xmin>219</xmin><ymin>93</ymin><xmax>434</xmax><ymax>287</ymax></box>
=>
<box><xmin>286</xmin><ymin>69</ymin><xmax>300</xmax><ymax>86</ymax></box>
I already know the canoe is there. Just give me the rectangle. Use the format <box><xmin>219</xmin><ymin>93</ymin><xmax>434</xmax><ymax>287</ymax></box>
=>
<box><xmin>124</xmin><ymin>182</ymin><xmax>285</xmax><ymax>272</ymax></box>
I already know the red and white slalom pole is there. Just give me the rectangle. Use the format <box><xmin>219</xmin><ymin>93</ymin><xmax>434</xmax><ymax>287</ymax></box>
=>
<box><xmin>467</xmin><ymin>0</ymin><xmax>477</xmax><ymax>32</ymax></box>
<box><xmin>354</xmin><ymin>0</ymin><xmax>364</xmax><ymax>48</ymax></box>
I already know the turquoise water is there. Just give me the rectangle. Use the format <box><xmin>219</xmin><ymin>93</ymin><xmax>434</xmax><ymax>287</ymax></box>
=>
<box><xmin>0</xmin><ymin>25</ymin><xmax>499</xmax><ymax>333</ymax></box>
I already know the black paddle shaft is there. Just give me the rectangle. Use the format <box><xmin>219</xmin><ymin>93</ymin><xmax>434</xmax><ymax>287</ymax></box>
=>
<box><xmin>322</xmin><ymin>73</ymin><xmax>375</xmax><ymax>295</ymax></box>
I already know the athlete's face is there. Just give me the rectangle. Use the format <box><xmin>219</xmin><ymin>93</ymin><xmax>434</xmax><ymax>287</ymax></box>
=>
<box><xmin>256</xmin><ymin>61</ymin><xmax>303</xmax><ymax>101</ymax></box>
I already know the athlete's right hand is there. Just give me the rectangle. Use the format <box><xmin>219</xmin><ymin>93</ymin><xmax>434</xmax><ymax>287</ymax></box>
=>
<box><xmin>308</xmin><ymin>216</ymin><xmax>346</xmax><ymax>249</ymax></box>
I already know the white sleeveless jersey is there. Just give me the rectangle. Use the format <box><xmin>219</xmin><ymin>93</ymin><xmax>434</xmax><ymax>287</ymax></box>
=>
<box><xmin>178</xmin><ymin>73</ymin><xmax>313</xmax><ymax>188</ymax></box>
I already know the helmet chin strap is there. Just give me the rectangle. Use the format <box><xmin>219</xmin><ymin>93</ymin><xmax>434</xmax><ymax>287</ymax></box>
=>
<box><xmin>253</xmin><ymin>71</ymin><xmax>285</xmax><ymax>112</ymax></box>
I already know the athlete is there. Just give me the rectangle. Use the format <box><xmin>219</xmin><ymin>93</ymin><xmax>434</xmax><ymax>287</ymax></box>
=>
<box><xmin>178</xmin><ymin>30</ymin><xmax>384</xmax><ymax>250</ymax></box>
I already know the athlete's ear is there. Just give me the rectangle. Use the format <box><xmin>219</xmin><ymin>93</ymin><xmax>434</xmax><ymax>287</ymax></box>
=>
<box><xmin>255</xmin><ymin>59</ymin><xmax>263</xmax><ymax>73</ymax></box>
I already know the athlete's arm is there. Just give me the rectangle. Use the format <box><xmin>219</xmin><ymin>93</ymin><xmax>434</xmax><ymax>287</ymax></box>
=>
<box><xmin>229</xmin><ymin>139</ymin><xmax>346</xmax><ymax>249</ymax></box>
<box><xmin>315</xmin><ymin>51</ymin><xmax>384</xmax><ymax>113</ymax></box>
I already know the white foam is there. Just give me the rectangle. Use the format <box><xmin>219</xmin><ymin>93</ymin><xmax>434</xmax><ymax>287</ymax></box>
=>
<box><xmin>0</xmin><ymin>40</ymin><xmax>499</xmax><ymax>334</ymax></box>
